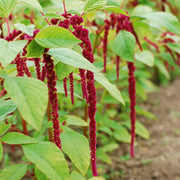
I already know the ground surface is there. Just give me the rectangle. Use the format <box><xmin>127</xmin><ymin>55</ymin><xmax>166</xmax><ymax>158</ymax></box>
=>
<box><xmin>103</xmin><ymin>77</ymin><xmax>180</xmax><ymax>180</ymax></box>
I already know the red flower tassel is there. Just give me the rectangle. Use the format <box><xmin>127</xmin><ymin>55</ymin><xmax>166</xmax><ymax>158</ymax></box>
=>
<box><xmin>69</xmin><ymin>73</ymin><xmax>74</xmax><ymax>104</ymax></box>
<box><xmin>63</xmin><ymin>77</ymin><xmax>68</xmax><ymax>97</ymax></box>
<box><xmin>127</xmin><ymin>62</ymin><xmax>136</xmax><ymax>158</ymax></box>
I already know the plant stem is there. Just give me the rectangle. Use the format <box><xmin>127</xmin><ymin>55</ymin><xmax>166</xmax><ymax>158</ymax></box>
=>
<box><xmin>21</xmin><ymin>116</ymin><xmax>28</xmax><ymax>135</ymax></box>
<box><xmin>40</xmin><ymin>12</ymin><xmax>51</xmax><ymax>25</ymax></box>
<box><xmin>6</xmin><ymin>17</ymin><xmax>10</xmax><ymax>34</ymax></box>
<box><xmin>63</xmin><ymin>1</ymin><xmax>67</xmax><ymax>15</ymax></box>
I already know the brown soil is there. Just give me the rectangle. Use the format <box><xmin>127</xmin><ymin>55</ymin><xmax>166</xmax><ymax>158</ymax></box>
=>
<box><xmin>103</xmin><ymin>77</ymin><xmax>180</xmax><ymax>180</ymax></box>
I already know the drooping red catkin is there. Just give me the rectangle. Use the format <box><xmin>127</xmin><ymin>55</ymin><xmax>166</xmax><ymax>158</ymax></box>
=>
<box><xmin>69</xmin><ymin>73</ymin><xmax>74</xmax><ymax>104</ymax></box>
<box><xmin>103</xmin><ymin>19</ymin><xmax>111</xmax><ymax>73</ymax></box>
<box><xmin>79</xmin><ymin>69</ymin><xmax>88</xmax><ymax>102</ymax></box>
<box><xmin>44</xmin><ymin>53</ymin><xmax>61</xmax><ymax>150</ymax></box>
<box><xmin>34</xmin><ymin>58</ymin><xmax>41</xmax><ymax>80</ymax></box>
<box><xmin>41</xmin><ymin>65</ymin><xmax>46</xmax><ymax>81</ymax></box>
<box><xmin>70</xmin><ymin>14</ymin><xmax>98</xmax><ymax>176</ymax></box>
<box><xmin>15</xmin><ymin>54</ymin><xmax>24</xmax><ymax>77</ymax></box>
<box><xmin>63</xmin><ymin>77</ymin><xmax>68</xmax><ymax>97</ymax></box>
<box><xmin>127</xmin><ymin>62</ymin><xmax>136</xmax><ymax>158</ymax></box>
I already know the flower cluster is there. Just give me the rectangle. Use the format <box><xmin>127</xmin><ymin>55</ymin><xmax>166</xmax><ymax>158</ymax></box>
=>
<box><xmin>44</xmin><ymin>53</ymin><xmax>61</xmax><ymax>150</ymax></box>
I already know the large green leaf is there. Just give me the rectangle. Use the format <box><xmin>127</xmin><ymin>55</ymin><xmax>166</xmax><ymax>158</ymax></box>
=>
<box><xmin>0</xmin><ymin>0</ymin><xmax>17</xmax><ymax>16</ymax></box>
<box><xmin>101</xmin><ymin>6</ymin><xmax>127</xmax><ymax>15</ymax></box>
<box><xmin>17</xmin><ymin>0</ymin><xmax>43</xmax><ymax>12</ymax></box>
<box><xmin>22</xmin><ymin>141</ymin><xmax>69</xmax><ymax>180</ymax></box>
<box><xmin>47</xmin><ymin>48</ymin><xmax>99</xmax><ymax>73</ymax></box>
<box><xmin>112</xmin><ymin>30</ymin><xmax>136</xmax><ymax>62</ymax></box>
<box><xmin>94</xmin><ymin>72</ymin><xmax>124</xmax><ymax>104</ymax></box>
<box><xmin>135</xmin><ymin>50</ymin><xmax>154</xmax><ymax>67</ymax></box>
<box><xmin>1</xmin><ymin>132</ymin><xmax>38</xmax><ymax>144</ymax></box>
<box><xmin>34</xmin><ymin>166</ymin><xmax>48</xmax><ymax>180</ymax></box>
<box><xmin>35</xmin><ymin>26</ymin><xmax>81</xmax><ymax>48</ymax></box>
<box><xmin>14</xmin><ymin>23</ymin><xmax>35</xmax><ymax>36</ymax></box>
<box><xmin>0</xmin><ymin>123</ymin><xmax>11</xmax><ymax>135</ymax></box>
<box><xmin>4</xmin><ymin>77</ymin><xmax>48</xmax><ymax>130</ymax></box>
<box><xmin>0</xmin><ymin>100</ymin><xmax>17</xmax><ymax>122</ymax></box>
<box><xmin>84</xmin><ymin>0</ymin><xmax>106</xmax><ymax>12</ymax></box>
<box><xmin>70</xmin><ymin>171</ymin><xmax>86</xmax><ymax>180</ymax></box>
<box><xmin>142</xmin><ymin>12</ymin><xmax>180</xmax><ymax>35</ymax></box>
<box><xmin>0</xmin><ymin>164</ymin><xmax>27</xmax><ymax>180</ymax></box>
<box><xmin>0</xmin><ymin>39</ymin><xmax>28</xmax><ymax>67</ymax></box>
<box><xmin>61</xmin><ymin>127</ymin><xmax>90</xmax><ymax>176</ymax></box>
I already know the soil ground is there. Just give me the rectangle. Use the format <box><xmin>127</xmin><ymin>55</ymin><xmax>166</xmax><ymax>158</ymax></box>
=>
<box><xmin>103</xmin><ymin>77</ymin><xmax>180</xmax><ymax>180</ymax></box>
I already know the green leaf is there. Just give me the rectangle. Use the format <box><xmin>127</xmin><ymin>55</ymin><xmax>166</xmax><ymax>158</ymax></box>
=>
<box><xmin>0</xmin><ymin>39</ymin><xmax>28</xmax><ymax>67</ymax></box>
<box><xmin>101</xmin><ymin>6</ymin><xmax>128</xmax><ymax>15</ymax></box>
<box><xmin>84</xmin><ymin>0</ymin><xmax>107</xmax><ymax>12</ymax></box>
<box><xmin>70</xmin><ymin>171</ymin><xmax>86</xmax><ymax>180</ymax></box>
<box><xmin>35</xmin><ymin>26</ymin><xmax>81</xmax><ymax>48</ymax></box>
<box><xmin>113</xmin><ymin>127</ymin><xmax>131</xmax><ymax>143</ymax></box>
<box><xmin>98</xmin><ymin>127</ymin><xmax>112</xmax><ymax>136</ymax></box>
<box><xmin>27</xmin><ymin>40</ymin><xmax>44</xmax><ymax>58</ymax></box>
<box><xmin>64</xmin><ymin>115</ymin><xmax>89</xmax><ymax>126</ymax></box>
<box><xmin>96</xmin><ymin>149</ymin><xmax>112</xmax><ymax>164</ymax></box>
<box><xmin>0</xmin><ymin>0</ymin><xmax>17</xmax><ymax>16</ymax></box>
<box><xmin>0</xmin><ymin>164</ymin><xmax>27</xmax><ymax>180</ymax></box>
<box><xmin>142</xmin><ymin>12</ymin><xmax>180</xmax><ymax>35</ymax></box>
<box><xmin>135</xmin><ymin>50</ymin><xmax>154</xmax><ymax>67</ymax></box>
<box><xmin>112</xmin><ymin>30</ymin><xmax>136</xmax><ymax>62</ymax></box>
<box><xmin>0</xmin><ymin>100</ymin><xmax>17</xmax><ymax>122</ymax></box>
<box><xmin>47</xmin><ymin>48</ymin><xmax>99</xmax><ymax>73</ymax></box>
<box><xmin>22</xmin><ymin>141</ymin><xmax>69</xmax><ymax>180</ymax></box>
<box><xmin>0</xmin><ymin>142</ymin><xmax>3</xmax><ymax>161</ymax></box>
<box><xmin>132</xmin><ymin>5</ymin><xmax>153</xmax><ymax>16</ymax></box>
<box><xmin>166</xmin><ymin>43</ymin><xmax>180</xmax><ymax>54</ymax></box>
<box><xmin>88</xmin><ymin>177</ymin><xmax>105</xmax><ymax>180</ymax></box>
<box><xmin>101</xmin><ymin>143</ymin><xmax>119</xmax><ymax>152</ymax></box>
<box><xmin>124</xmin><ymin>121</ymin><xmax>150</xmax><ymax>139</ymax></box>
<box><xmin>17</xmin><ymin>0</ymin><xmax>43</xmax><ymax>12</ymax></box>
<box><xmin>4</xmin><ymin>77</ymin><xmax>48</xmax><ymax>130</ymax></box>
<box><xmin>14</xmin><ymin>23</ymin><xmax>35</xmax><ymax>36</ymax></box>
<box><xmin>61</xmin><ymin>127</ymin><xmax>90</xmax><ymax>176</ymax></box>
<box><xmin>55</xmin><ymin>62</ymin><xmax>76</xmax><ymax>80</ymax></box>
<box><xmin>0</xmin><ymin>123</ymin><xmax>11</xmax><ymax>135</ymax></box>
<box><xmin>34</xmin><ymin>166</ymin><xmax>48</xmax><ymax>180</ymax></box>
<box><xmin>94</xmin><ymin>72</ymin><xmax>124</xmax><ymax>104</ymax></box>
<box><xmin>1</xmin><ymin>132</ymin><xmax>38</xmax><ymax>145</ymax></box>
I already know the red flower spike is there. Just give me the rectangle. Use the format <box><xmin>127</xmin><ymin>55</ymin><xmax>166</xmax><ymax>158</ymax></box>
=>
<box><xmin>69</xmin><ymin>73</ymin><xmax>74</xmax><ymax>104</ymax></box>
<box><xmin>127</xmin><ymin>62</ymin><xmax>136</xmax><ymax>158</ymax></box>
<box><xmin>41</xmin><ymin>65</ymin><xmax>46</xmax><ymax>81</ymax></box>
<box><xmin>103</xmin><ymin>20</ymin><xmax>111</xmax><ymax>73</ymax></box>
<box><xmin>116</xmin><ymin>56</ymin><xmax>120</xmax><ymax>79</ymax></box>
<box><xmin>15</xmin><ymin>54</ymin><xmax>24</xmax><ymax>77</ymax></box>
<box><xmin>34</xmin><ymin>58</ymin><xmax>41</xmax><ymax>80</ymax></box>
<box><xmin>44</xmin><ymin>54</ymin><xmax>61</xmax><ymax>150</ymax></box>
<box><xmin>63</xmin><ymin>77</ymin><xmax>68</xmax><ymax>97</ymax></box>
<box><xmin>79</xmin><ymin>69</ymin><xmax>88</xmax><ymax>102</ymax></box>
<box><xmin>144</xmin><ymin>37</ymin><xmax>160</xmax><ymax>53</ymax></box>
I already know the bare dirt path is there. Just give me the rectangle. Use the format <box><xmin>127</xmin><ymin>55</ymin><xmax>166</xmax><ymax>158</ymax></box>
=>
<box><xmin>105</xmin><ymin>77</ymin><xmax>180</xmax><ymax>180</ymax></box>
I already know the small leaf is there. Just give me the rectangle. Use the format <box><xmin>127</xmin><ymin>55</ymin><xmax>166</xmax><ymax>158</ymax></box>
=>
<box><xmin>166</xmin><ymin>43</ymin><xmax>180</xmax><ymax>54</ymax></box>
<box><xmin>70</xmin><ymin>171</ymin><xmax>86</xmax><ymax>180</ymax></box>
<box><xmin>101</xmin><ymin>6</ymin><xmax>128</xmax><ymax>15</ymax></box>
<box><xmin>113</xmin><ymin>127</ymin><xmax>131</xmax><ymax>143</ymax></box>
<box><xmin>94</xmin><ymin>72</ymin><xmax>124</xmax><ymax>104</ymax></box>
<box><xmin>1</xmin><ymin>132</ymin><xmax>38</xmax><ymax>144</ymax></box>
<box><xmin>22</xmin><ymin>141</ymin><xmax>69</xmax><ymax>180</ymax></box>
<box><xmin>64</xmin><ymin>115</ymin><xmax>89</xmax><ymax>127</ymax></box>
<box><xmin>55</xmin><ymin>62</ymin><xmax>76</xmax><ymax>80</ymax></box>
<box><xmin>14</xmin><ymin>23</ymin><xmax>35</xmax><ymax>36</ymax></box>
<box><xmin>27</xmin><ymin>40</ymin><xmax>44</xmax><ymax>58</ymax></box>
<box><xmin>61</xmin><ymin>127</ymin><xmax>90</xmax><ymax>176</ymax></box>
<box><xmin>4</xmin><ymin>77</ymin><xmax>48</xmax><ymax>130</ymax></box>
<box><xmin>47</xmin><ymin>48</ymin><xmax>99</xmax><ymax>73</ymax></box>
<box><xmin>84</xmin><ymin>0</ymin><xmax>106</xmax><ymax>12</ymax></box>
<box><xmin>17</xmin><ymin>0</ymin><xmax>43</xmax><ymax>12</ymax></box>
<box><xmin>0</xmin><ymin>123</ymin><xmax>11</xmax><ymax>135</ymax></box>
<box><xmin>0</xmin><ymin>39</ymin><xmax>28</xmax><ymax>67</ymax></box>
<box><xmin>35</xmin><ymin>26</ymin><xmax>81</xmax><ymax>48</ymax></box>
<box><xmin>96</xmin><ymin>149</ymin><xmax>112</xmax><ymax>164</ymax></box>
<box><xmin>0</xmin><ymin>100</ymin><xmax>17</xmax><ymax>122</ymax></box>
<box><xmin>0</xmin><ymin>164</ymin><xmax>27</xmax><ymax>180</ymax></box>
<box><xmin>34</xmin><ymin>166</ymin><xmax>48</xmax><ymax>180</ymax></box>
<box><xmin>0</xmin><ymin>142</ymin><xmax>3</xmax><ymax>161</ymax></box>
<box><xmin>112</xmin><ymin>30</ymin><xmax>136</xmax><ymax>62</ymax></box>
<box><xmin>135</xmin><ymin>50</ymin><xmax>154</xmax><ymax>67</ymax></box>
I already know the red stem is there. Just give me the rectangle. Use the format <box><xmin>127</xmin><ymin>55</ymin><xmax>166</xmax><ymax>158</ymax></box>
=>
<box><xmin>40</xmin><ymin>12</ymin><xmax>51</xmax><ymax>25</ymax></box>
<box><xmin>63</xmin><ymin>1</ymin><xmax>67</xmax><ymax>15</ymax></box>
<box><xmin>21</xmin><ymin>117</ymin><xmax>28</xmax><ymax>135</ymax></box>
<box><xmin>6</xmin><ymin>17</ymin><xmax>10</xmax><ymax>34</ymax></box>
